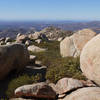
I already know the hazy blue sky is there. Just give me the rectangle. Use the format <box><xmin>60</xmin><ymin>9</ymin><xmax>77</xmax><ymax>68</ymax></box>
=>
<box><xmin>0</xmin><ymin>0</ymin><xmax>100</xmax><ymax>21</ymax></box>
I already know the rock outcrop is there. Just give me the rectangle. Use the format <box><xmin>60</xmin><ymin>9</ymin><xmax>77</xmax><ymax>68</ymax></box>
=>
<box><xmin>80</xmin><ymin>34</ymin><xmax>100</xmax><ymax>86</ymax></box>
<box><xmin>5</xmin><ymin>37</ymin><xmax>12</xmax><ymax>43</ymax></box>
<box><xmin>15</xmin><ymin>82</ymin><xmax>56</xmax><ymax>99</ymax></box>
<box><xmin>0</xmin><ymin>43</ymin><xmax>29</xmax><ymax>80</ymax></box>
<box><xmin>28</xmin><ymin>32</ymin><xmax>48</xmax><ymax>41</ymax></box>
<box><xmin>40</xmin><ymin>26</ymin><xmax>73</xmax><ymax>40</ymax></box>
<box><xmin>16</xmin><ymin>34</ymin><xmax>29</xmax><ymax>43</ymax></box>
<box><xmin>25</xmin><ymin>40</ymin><xmax>32</xmax><ymax>46</ymax></box>
<box><xmin>60</xmin><ymin>29</ymin><xmax>96</xmax><ymax>57</ymax></box>
<box><xmin>29</xmin><ymin>55</ymin><xmax>36</xmax><ymax>64</ymax></box>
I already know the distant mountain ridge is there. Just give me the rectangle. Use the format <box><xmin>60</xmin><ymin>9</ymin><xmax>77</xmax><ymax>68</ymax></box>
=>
<box><xmin>0</xmin><ymin>20</ymin><xmax>100</xmax><ymax>31</ymax></box>
<box><xmin>0</xmin><ymin>20</ymin><xmax>100</xmax><ymax>38</ymax></box>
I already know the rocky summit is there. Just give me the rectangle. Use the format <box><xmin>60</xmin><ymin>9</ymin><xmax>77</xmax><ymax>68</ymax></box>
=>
<box><xmin>39</xmin><ymin>26</ymin><xmax>73</xmax><ymax>41</ymax></box>
<box><xmin>0</xmin><ymin>27</ymin><xmax>100</xmax><ymax>100</ymax></box>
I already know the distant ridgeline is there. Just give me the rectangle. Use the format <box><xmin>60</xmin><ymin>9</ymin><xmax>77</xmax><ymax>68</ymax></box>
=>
<box><xmin>0</xmin><ymin>21</ymin><xmax>100</xmax><ymax>38</ymax></box>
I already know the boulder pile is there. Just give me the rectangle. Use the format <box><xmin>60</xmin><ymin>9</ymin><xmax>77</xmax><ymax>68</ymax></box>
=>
<box><xmin>0</xmin><ymin>28</ymin><xmax>100</xmax><ymax>100</ymax></box>
<box><xmin>39</xmin><ymin>26</ymin><xmax>73</xmax><ymax>41</ymax></box>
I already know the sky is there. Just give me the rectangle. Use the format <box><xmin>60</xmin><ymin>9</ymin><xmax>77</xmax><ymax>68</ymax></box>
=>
<box><xmin>0</xmin><ymin>0</ymin><xmax>100</xmax><ymax>21</ymax></box>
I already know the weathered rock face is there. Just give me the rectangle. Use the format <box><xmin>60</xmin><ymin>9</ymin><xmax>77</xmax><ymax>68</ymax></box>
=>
<box><xmin>28</xmin><ymin>32</ymin><xmax>41</xmax><ymax>40</ymax></box>
<box><xmin>0</xmin><ymin>37</ymin><xmax>5</xmax><ymax>42</ymax></box>
<box><xmin>6</xmin><ymin>42</ymin><xmax>12</xmax><ymax>45</ymax></box>
<box><xmin>56</xmin><ymin>78</ymin><xmax>84</xmax><ymax>94</ymax></box>
<box><xmin>15</xmin><ymin>82</ymin><xmax>56</xmax><ymax>99</ymax></box>
<box><xmin>28</xmin><ymin>45</ymin><xmax>46</xmax><ymax>52</ymax></box>
<box><xmin>62</xmin><ymin>87</ymin><xmax>100</xmax><ymax>100</ymax></box>
<box><xmin>60</xmin><ymin>29</ymin><xmax>96</xmax><ymax>57</ymax></box>
<box><xmin>80</xmin><ymin>80</ymin><xmax>96</xmax><ymax>87</ymax></box>
<box><xmin>16</xmin><ymin>35</ymin><xmax>29</xmax><ymax>43</ymax></box>
<box><xmin>0</xmin><ymin>41</ymin><xmax>5</xmax><ymax>45</ymax></box>
<box><xmin>0</xmin><ymin>43</ymin><xmax>29</xmax><ymax>80</ymax></box>
<box><xmin>25</xmin><ymin>40</ymin><xmax>32</xmax><ymax>46</ymax></box>
<box><xmin>58</xmin><ymin>37</ymin><xmax>63</xmax><ymax>42</ymax></box>
<box><xmin>35</xmin><ymin>39</ymin><xmax>42</xmax><ymax>44</ymax></box>
<box><xmin>80</xmin><ymin>34</ymin><xmax>100</xmax><ymax>86</ymax></box>
<box><xmin>29</xmin><ymin>55</ymin><xmax>36</xmax><ymax>64</ymax></box>
<box><xmin>48</xmin><ymin>83</ymin><xmax>57</xmax><ymax>94</ymax></box>
<box><xmin>73</xmin><ymin>29</ymin><xmax>96</xmax><ymax>55</ymax></box>
<box><xmin>60</xmin><ymin>36</ymin><xmax>77</xmax><ymax>57</ymax></box>
<box><xmin>5</xmin><ymin>37</ymin><xmax>12</xmax><ymax>43</ymax></box>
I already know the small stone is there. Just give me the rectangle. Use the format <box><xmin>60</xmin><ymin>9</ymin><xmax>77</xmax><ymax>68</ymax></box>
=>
<box><xmin>28</xmin><ymin>45</ymin><xmax>46</xmax><ymax>52</ymax></box>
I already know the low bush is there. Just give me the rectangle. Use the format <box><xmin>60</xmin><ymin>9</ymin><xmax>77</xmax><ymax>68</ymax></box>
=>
<box><xmin>30</xmin><ymin>41</ymin><xmax>86</xmax><ymax>83</ymax></box>
<box><xmin>46</xmin><ymin>57</ymin><xmax>86</xmax><ymax>83</ymax></box>
<box><xmin>30</xmin><ymin>41</ymin><xmax>61</xmax><ymax>66</ymax></box>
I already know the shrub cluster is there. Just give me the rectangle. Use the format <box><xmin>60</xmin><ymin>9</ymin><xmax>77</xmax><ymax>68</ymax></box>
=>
<box><xmin>30</xmin><ymin>41</ymin><xmax>86</xmax><ymax>83</ymax></box>
<box><xmin>46</xmin><ymin>57</ymin><xmax>86</xmax><ymax>83</ymax></box>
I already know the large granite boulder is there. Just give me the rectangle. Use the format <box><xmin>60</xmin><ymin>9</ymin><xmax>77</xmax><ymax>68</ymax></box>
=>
<box><xmin>61</xmin><ymin>87</ymin><xmax>100</xmax><ymax>100</ymax></box>
<box><xmin>60</xmin><ymin>29</ymin><xmax>96</xmax><ymax>57</ymax></box>
<box><xmin>56</xmin><ymin>78</ymin><xmax>84</xmax><ymax>94</ymax></box>
<box><xmin>60</xmin><ymin>36</ymin><xmax>76</xmax><ymax>57</ymax></box>
<box><xmin>73</xmin><ymin>29</ymin><xmax>96</xmax><ymax>55</ymax></box>
<box><xmin>0</xmin><ymin>43</ymin><xmax>29</xmax><ymax>80</ymax></box>
<box><xmin>15</xmin><ymin>82</ymin><xmax>56</xmax><ymax>99</ymax></box>
<box><xmin>80</xmin><ymin>34</ymin><xmax>100</xmax><ymax>86</ymax></box>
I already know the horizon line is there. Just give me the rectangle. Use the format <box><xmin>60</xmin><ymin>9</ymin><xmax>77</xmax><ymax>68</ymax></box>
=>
<box><xmin>0</xmin><ymin>19</ymin><xmax>99</xmax><ymax>22</ymax></box>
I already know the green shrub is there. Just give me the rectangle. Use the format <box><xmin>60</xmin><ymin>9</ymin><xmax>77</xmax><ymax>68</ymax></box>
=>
<box><xmin>30</xmin><ymin>41</ymin><xmax>86</xmax><ymax>83</ymax></box>
<box><xmin>46</xmin><ymin>57</ymin><xmax>86</xmax><ymax>83</ymax></box>
<box><xmin>6</xmin><ymin>74</ymin><xmax>42</xmax><ymax>98</ymax></box>
<box><xmin>30</xmin><ymin>41</ymin><xmax>61</xmax><ymax>66</ymax></box>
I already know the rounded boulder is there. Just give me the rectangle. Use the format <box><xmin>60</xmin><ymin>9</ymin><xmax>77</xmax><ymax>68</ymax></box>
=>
<box><xmin>0</xmin><ymin>43</ymin><xmax>29</xmax><ymax>80</ymax></box>
<box><xmin>80</xmin><ymin>34</ymin><xmax>100</xmax><ymax>86</ymax></box>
